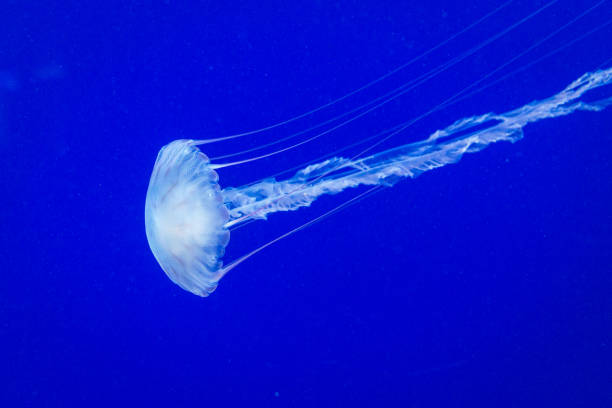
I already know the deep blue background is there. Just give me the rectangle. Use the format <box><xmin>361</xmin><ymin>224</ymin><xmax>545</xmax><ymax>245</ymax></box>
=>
<box><xmin>1</xmin><ymin>0</ymin><xmax>611</xmax><ymax>406</ymax></box>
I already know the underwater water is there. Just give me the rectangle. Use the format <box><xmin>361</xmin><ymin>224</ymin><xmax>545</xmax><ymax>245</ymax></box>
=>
<box><xmin>1</xmin><ymin>0</ymin><xmax>611</xmax><ymax>406</ymax></box>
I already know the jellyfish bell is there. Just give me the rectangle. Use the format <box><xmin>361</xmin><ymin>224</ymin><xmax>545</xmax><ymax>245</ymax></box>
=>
<box><xmin>145</xmin><ymin>140</ymin><xmax>230</xmax><ymax>296</ymax></box>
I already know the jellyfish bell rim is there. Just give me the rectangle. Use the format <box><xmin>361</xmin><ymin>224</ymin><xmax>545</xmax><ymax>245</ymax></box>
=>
<box><xmin>145</xmin><ymin>139</ymin><xmax>231</xmax><ymax>297</ymax></box>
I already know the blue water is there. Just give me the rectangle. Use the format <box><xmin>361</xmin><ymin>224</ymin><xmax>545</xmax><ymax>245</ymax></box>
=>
<box><xmin>2</xmin><ymin>1</ymin><xmax>611</xmax><ymax>406</ymax></box>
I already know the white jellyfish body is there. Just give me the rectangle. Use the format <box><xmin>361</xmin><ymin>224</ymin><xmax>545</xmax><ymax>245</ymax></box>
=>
<box><xmin>144</xmin><ymin>67</ymin><xmax>612</xmax><ymax>297</ymax></box>
<box><xmin>143</xmin><ymin>1</ymin><xmax>612</xmax><ymax>297</ymax></box>
<box><xmin>145</xmin><ymin>140</ymin><xmax>230</xmax><ymax>296</ymax></box>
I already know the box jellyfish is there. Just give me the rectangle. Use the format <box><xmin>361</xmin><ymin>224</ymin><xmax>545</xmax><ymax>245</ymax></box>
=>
<box><xmin>145</xmin><ymin>2</ymin><xmax>612</xmax><ymax>296</ymax></box>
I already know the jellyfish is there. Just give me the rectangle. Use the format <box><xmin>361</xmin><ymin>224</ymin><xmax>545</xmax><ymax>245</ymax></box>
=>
<box><xmin>145</xmin><ymin>1</ymin><xmax>612</xmax><ymax>297</ymax></box>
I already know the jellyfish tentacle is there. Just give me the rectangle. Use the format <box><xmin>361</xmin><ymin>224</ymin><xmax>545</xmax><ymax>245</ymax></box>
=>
<box><xmin>241</xmin><ymin>13</ymin><xmax>612</xmax><ymax>187</ymax></box>
<box><xmin>194</xmin><ymin>1</ymin><xmax>516</xmax><ymax>147</ymax></box>
<box><xmin>223</xmin><ymin>68</ymin><xmax>612</xmax><ymax>226</ymax></box>
<box><xmin>217</xmin><ymin>186</ymin><xmax>383</xmax><ymax>280</ymax></box>
<box><xmin>208</xmin><ymin>0</ymin><xmax>562</xmax><ymax>168</ymax></box>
